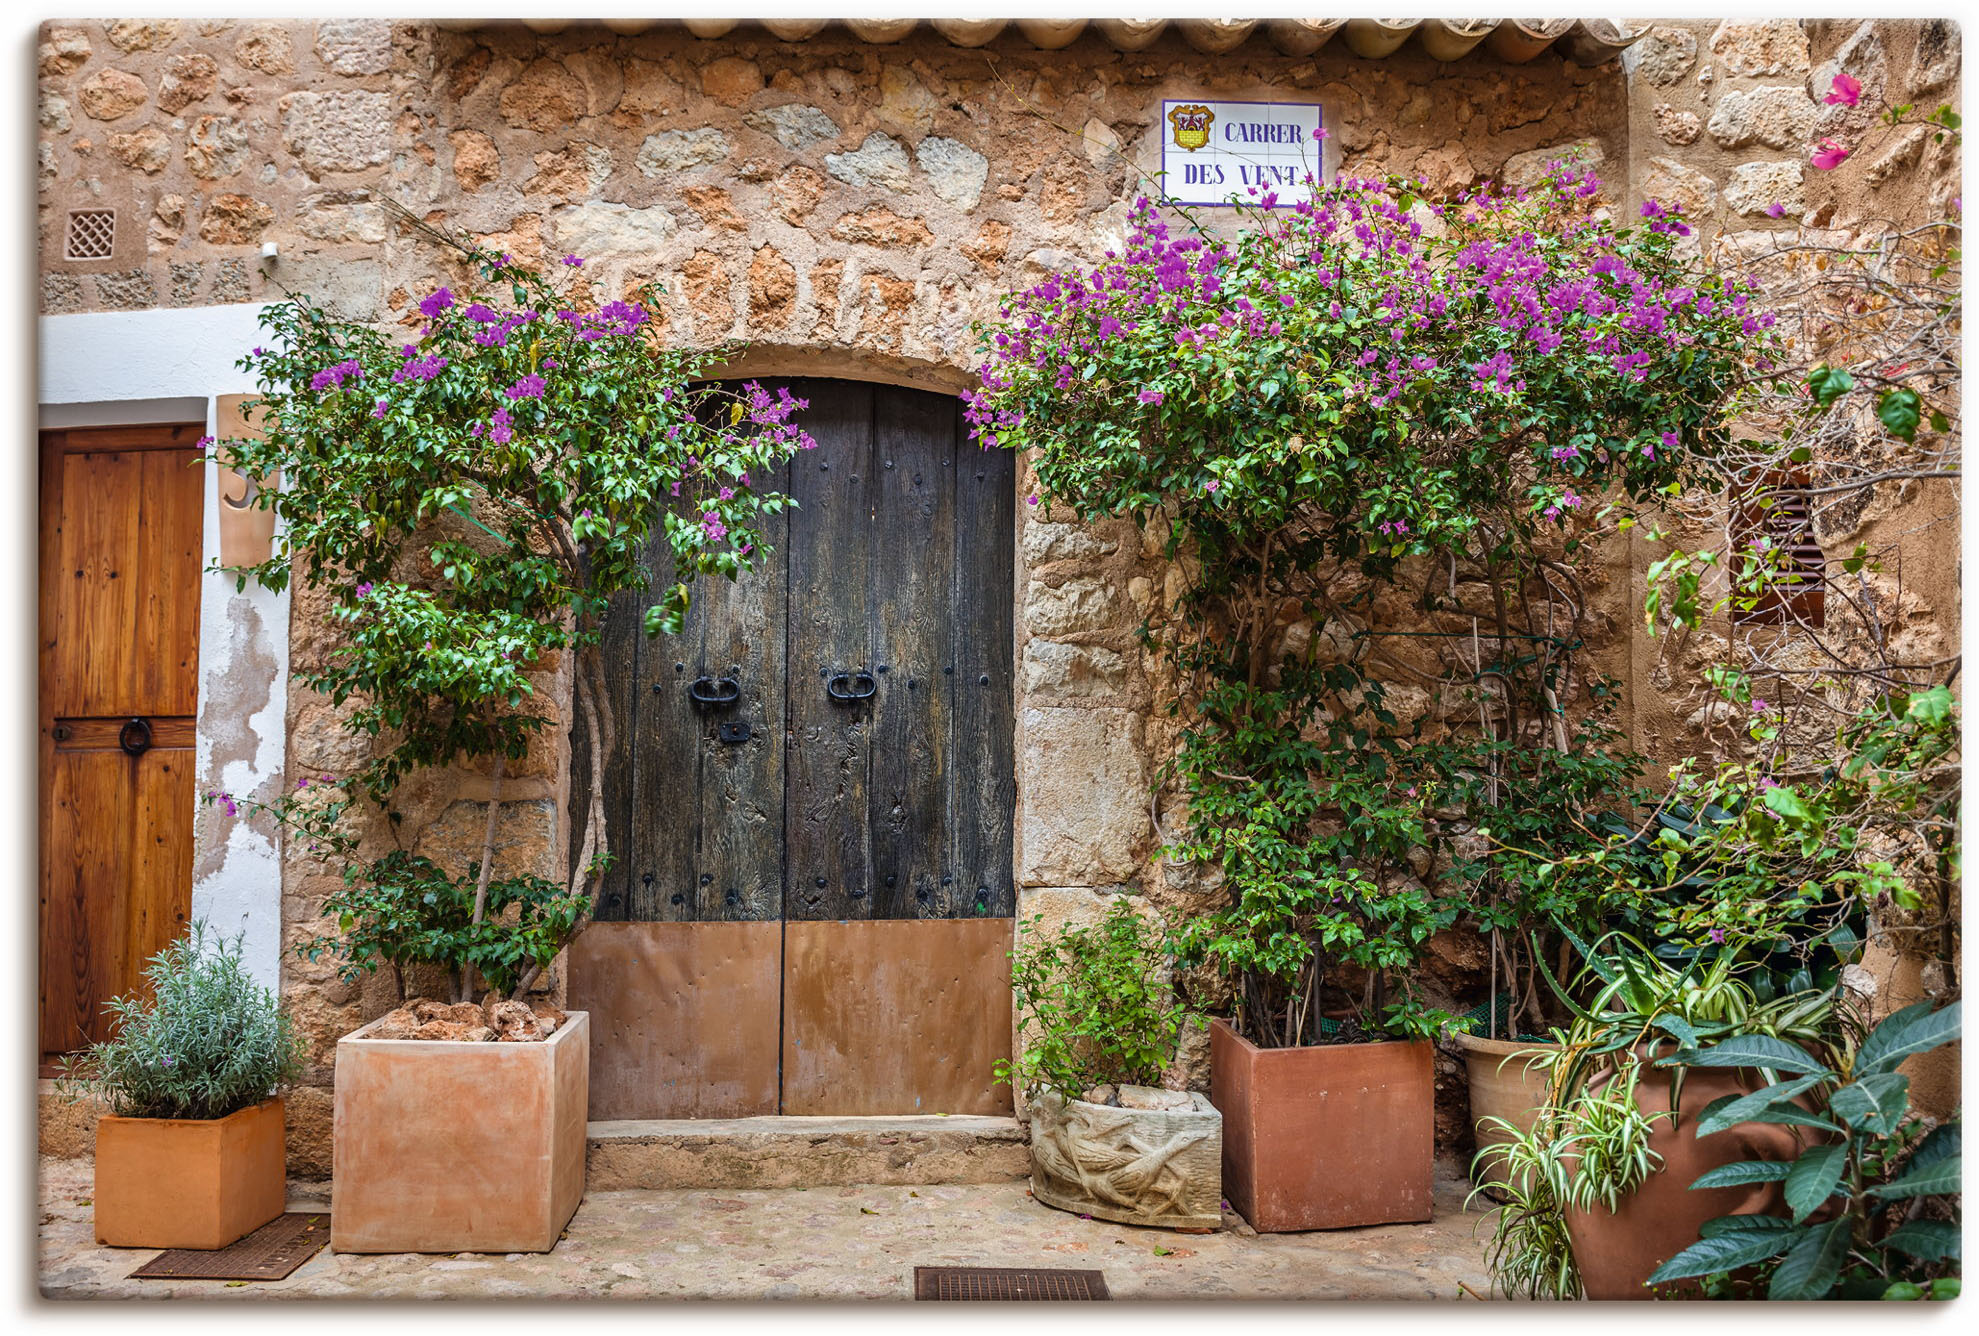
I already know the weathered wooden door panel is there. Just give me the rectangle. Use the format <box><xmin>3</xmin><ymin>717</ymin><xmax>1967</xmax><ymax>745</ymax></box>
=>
<box><xmin>586</xmin><ymin>381</ymin><xmax>1015</xmax><ymax>1117</ymax></box>
<box><xmin>616</xmin><ymin>495</ymin><xmax>789</xmax><ymax>924</ymax></box>
<box><xmin>781</xmin><ymin>920</ymin><xmax>1013</xmax><ymax>1116</ymax></box>
<box><xmin>570</xmin><ymin>921</ymin><xmax>781</xmax><ymax>1120</ymax></box>
<box><xmin>784</xmin><ymin>380</ymin><xmax>879</xmax><ymax>920</ymax></box>
<box><xmin>39</xmin><ymin>427</ymin><xmax>203</xmax><ymax>1054</ymax></box>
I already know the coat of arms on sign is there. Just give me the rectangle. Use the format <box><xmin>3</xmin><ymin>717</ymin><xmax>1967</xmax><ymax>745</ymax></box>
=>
<box><xmin>1168</xmin><ymin>104</ymin><xmax>1213</xmax><ymax>151</ymax></box>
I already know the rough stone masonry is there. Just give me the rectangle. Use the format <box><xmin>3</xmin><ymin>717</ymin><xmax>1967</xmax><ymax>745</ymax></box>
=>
<box><xmin>36</xmin><ymin>19</ymin><xmax>1959</xmax><ymax>1176</ymax></box>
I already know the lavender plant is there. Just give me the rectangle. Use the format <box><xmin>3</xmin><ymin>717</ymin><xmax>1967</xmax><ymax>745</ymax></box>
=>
<box><xmin>55</xmin><ymin>924</ymin><xmax>303</xmax><ymax>1121</ymax></box>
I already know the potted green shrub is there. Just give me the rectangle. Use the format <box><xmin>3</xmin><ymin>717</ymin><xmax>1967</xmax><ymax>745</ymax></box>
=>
<box><xmin>1477</xmin><ymin>934</ymin><xmax>1837</xmax><ymax>1298</ymax></box>
<box><xmin>56</xmin><ymin>925</ymin><xmax>303</xmax><ymax>1250</ymax></box>
<box><xmin>966</xmin><ymin>165</ymin><xmax>1764</xmax><ymax>1231</ymax></box>
<box><xmin>996</xmin><ymin>897</ymin><xmax>1220</xmax><ymax>1231</ymax></box>
<box><xmin>210</xmin><ymin>219</ymin><xmax>813</xmax><ymax>1253</ymax></box>
<box><xmin>1647</xmin><ymin>999</ymin><xmax>1961</xmax><ymax>1300</ymax></box>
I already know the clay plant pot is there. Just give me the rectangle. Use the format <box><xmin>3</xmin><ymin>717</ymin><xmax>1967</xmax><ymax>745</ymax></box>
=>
<box><xmin>1562</xmin><ymin>1060</ymin><xmax>1814</xmax><ymax>1299</ymax></box>
<box><xmin>1210</xmin><ymin>1017</ymin><xmax>1434</xmax><ymax>1231</ymax></box>
<box><xmin>94</xmin><ymin>1095</ymin><xmax>288</xmax><ymax>1250</ymax></box>
<box><xmin>1027</xmin><ymin>1087</ymin><xmax>1223</xmax><ymax>1230</ymax></box>
<box><xmin>331</xmin><ymin>1011</ymin><xmax>589</xmax><ymax>1254</ymax></box>
<box><xmin>1453</xmin><ymin>1031</ymin><xmax>1561</xmax><ymax>1199</ymax></box>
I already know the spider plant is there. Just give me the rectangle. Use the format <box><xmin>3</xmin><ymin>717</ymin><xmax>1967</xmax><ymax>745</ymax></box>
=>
<box><xmin>1472</xmin><ymin>931</ymin><xmax>1841</xmax><ymax>1298</ymax></box>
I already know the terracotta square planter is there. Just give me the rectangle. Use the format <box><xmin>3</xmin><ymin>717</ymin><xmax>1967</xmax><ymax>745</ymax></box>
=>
<box><xmin>94</xmin><ymin>1096</ymin><xmax>287</xmax><ymax>1250</ymax></box>
<box><xmin>332</xmin><ymin>1011</ymin><xmax>588</xmax><ymax>1254</ymax></box>
<box><xmin>1210</xmin><ymin>1017</ymin><xmax>1434</xmax><ymax>1231</ymax></box>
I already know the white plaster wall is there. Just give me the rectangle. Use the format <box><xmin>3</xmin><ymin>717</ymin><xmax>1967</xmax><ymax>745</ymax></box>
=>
<box><xmin>40</xmin><ymin>303</ymin><xmax>288</xmax><ymax>990</ymax></box>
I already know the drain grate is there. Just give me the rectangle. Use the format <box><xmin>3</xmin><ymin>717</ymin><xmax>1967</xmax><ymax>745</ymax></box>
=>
<box><xmin>129</xmin><ymin>1213</ymin><xmax>329</xmax><ymax>1282</ymax></box>
<box><xmin>914</xmin><ymin>1266</ymin><xmax>1109</xmax><ymax>1300</ymax></box>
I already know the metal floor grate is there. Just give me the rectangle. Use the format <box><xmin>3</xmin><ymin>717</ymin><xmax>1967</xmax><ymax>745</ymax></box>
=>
<box><xmin>914</xmin><ymin>1266</ymin><xmax>1109</xmax><ymax>1300</ymax></box>
<box><xmin>129</xmin><ymin>1213</ymin><xmax>329</xmax><ymax>1282</ymax></box>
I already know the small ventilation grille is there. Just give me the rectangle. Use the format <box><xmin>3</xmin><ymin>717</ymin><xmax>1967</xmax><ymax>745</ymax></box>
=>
<box><xmin>1733</xmin><ymin>475</ymin><xmax>1826</xmax><ymax>627</ymax></box>
<box><xmin>914</xmin><ymin>1266</ymin><xmax>1110</xmax><ymax>1300</ymax></box>
<box><xmin>65</xmin><ymin>209</ymin><xmax>117</xmax><ymax>261</ymax></box>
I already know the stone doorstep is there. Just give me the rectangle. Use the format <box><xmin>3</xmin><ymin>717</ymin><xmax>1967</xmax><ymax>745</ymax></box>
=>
<box><xmin>584</xmin><ymin>1114</ymin><xmax>1032</xmax><ymax>1191</ymax></box>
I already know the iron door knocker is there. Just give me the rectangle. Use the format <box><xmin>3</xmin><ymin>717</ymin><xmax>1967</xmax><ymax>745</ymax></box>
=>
<box><xmin>118</xmin><ymin>716</ymin><xmax>152</xmax><ymax>757</ymax></box>
<box><xmin>826</xmin><ymin>671</ymin><xmax>878</xmax><ymax>704</ymax></box>
<box><xmin>687</xmin><ymin>675</ymin><xmax>742</xmax><ymax>709</ymax></box>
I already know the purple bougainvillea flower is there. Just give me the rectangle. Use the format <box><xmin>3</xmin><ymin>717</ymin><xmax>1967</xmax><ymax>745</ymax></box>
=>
<box><xmin>1137</xmin><ymin>388</ymin><xmax>1165</xmax><ymax>405</ymax></box>
<box><xmin>296</xmin><ymin>777</ymin><xmax>310</xmax><ymax>789</ymax></box>
<box><xmin>372</xmin><ymin>398</ymin><xmax>389</xmax><ymax>418</ymax></box>
<box><xmin>1765</xmin><ymin>203</ymin><xmax>1786</xmax><ymax>219</ymax></box>
<box><xmin>504</xmin><ymin>373</ymin><xmax>548</xmax><ymax>400</ymax></box>
<box><xmin>1709</xmin><ymin>928</ymin><xmax>1726</xmax><ymax>944</ymax></box>
<box><xmin>1205</xmin><ymin>479</ymin><xmax>1220</xmax><ymax>493</ymax></box>
<box><xmin>1824</xmin><ymin>72</ymin><xmax>1862</xmax><ymax>107</ymax></box>
<box><xmin>490</xmin><ymin>406</ymin><xmax>514</xmax><ymax>445</ymax></box>
<box><xmin>1025</xmin><ymin>494</ymin><xmax>1039</xmax><ymax>507</ymax></box>
<box><xmin>464</xmin><ymin>302</ymin><xmax>502</xmax><ymax>324</ymax></box>
<box><xmin>1811</xmin><ymin>138</ymin><xmax>1851</xmax><ymax>171</ymax></box>
<box><xmin>354</xmin><ymin>581</ymin><xmax>374</xmax><ymax>598</ymax></box>
<box><xmin>562</xmin><ymin>254</ymin><xmax>584</xmax><ymax>267</ymax></box>
<box><xmin>419</xmin><ymin>287</ymin><xmax>454</xmax><ymax>317</ymax></box>
<box><xmin>1751</xmin><ymin>699</ymin><xmax>1768</xmax><ymax>714</ymax></box>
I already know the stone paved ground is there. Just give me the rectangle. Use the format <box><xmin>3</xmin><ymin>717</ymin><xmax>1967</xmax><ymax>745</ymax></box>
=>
<box><xmin>39</xmin><ymin>1157</ymin><xmax>1497</xmax><ymax>1301</ymax></box>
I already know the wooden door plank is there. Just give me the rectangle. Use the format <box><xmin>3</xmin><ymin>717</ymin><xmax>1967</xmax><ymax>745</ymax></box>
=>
<box><xmin>688</xmin><ymin>470</ymin><xmax>788</xmax><ymax>923</ymax></box>
<box><xmin>569</xmin><ymin>921</ymin><xmax>782</xmax><ymax>1119</ymax></box>
<box><xmin>40</xmin><ymin>748</ymin><xmax>135</xmax><ymax>1052</ymax></box>
<box><xmin>783</xmin><ymin>380</ymin><xmax>876</xmax><ymax>921</ymax></box>
<box><xmin>949</xmin><ymin>419</ymin><xmax>1018</xmax><ymax>918</ymax></box>
<box><xmin>134</xmin><ymin>449</ymin><xmax>205</xmax><ymax>717</ymax></box>
<box><xmin>780</xmin><ymin>919</ymin><xmax>1014</xmax><ymax>1116</ymax></box>
<box><xmin>625</xmin><ymin>531</ymin><xmax>702</xmax><ymax>922</ymax></box>
<box><xmin>126</xmin><ymin>744</ymin><xmax>196</xmax><ymax>992</ymax></box>
<box><xmin>868</xmin><ymin>388</ymin><xmax>957</xmax><ymax>919</ymax></box>
<box><xmin>52</xmin><ymin>450</ymin><xmax>143</xmax><ymax>718</ymax></box>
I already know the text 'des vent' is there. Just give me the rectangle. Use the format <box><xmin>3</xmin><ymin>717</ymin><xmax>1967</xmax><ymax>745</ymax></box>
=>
<box><xmin>65</xmin><ymin>209</ymin><xmax>117</xmax><ymax>261</ymax></box>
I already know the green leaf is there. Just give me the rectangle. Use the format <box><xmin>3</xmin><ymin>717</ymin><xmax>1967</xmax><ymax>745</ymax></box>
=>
<box><xmin>1766</xmin><ymin>1217</ymin><xmax>1851</xmax><ymax>1300</ymax></box>
<box><xmin>1877</xmin><ymin>388</ymin><xmax>1922</xmax><ymax>441</ymax></box>
<box><xmin>1665</xmin><ymin>1035</ymin><xmax>1827</xmax><ymax>1076</ymax></box>
<box><xmin>1689</xmin><ymin>1159</ymin><xmax>1793</xmax><ymax>1190</ymax></box>
<box><xmin>1647</xmin><ymin>1223</ymin><xmax>1803</xmax><ymax>1284</ymax></box>
<box><xmin>1869</xmin><ymin>1152</ymin><xmax>1960</xmax><ymax>1201</ymax></box>
<box><xmin>1856</xmin><ymin>1000</ymin><xmax>1960</xmax><ymax>1075</ymax></box>
<box><xmin>1829</xmin><ymin>1072</ymin><xmax>1909</xmax><ymax>1133</ymax></box>
<box><xmin>1906</xmin><ymin>1120</ymin><xmax>1960</xmax><ymax>1173</ymax></box>
<box><xmin>1808</xmin><ymin>365</ymin><xmax>1855</xmax><ymax>406</ymax></box>
<box><xmin>1783</xmin><ymin>1144</ymin><xmax>1846</xmax><ymax>1222</ymax></box>
<box><xmin>1699</xmin><ymin>1212</ymin><xmax>1797</xmax><ymax>1237</ymax></box>
<box><xmin>1882</xmin><ymin>1220</ymin><xmax>1961</xmax><ymax>1263</ymax></box>
<box><xmin>1694</xmin><ymin>1073</ymin><xmax>1827</xmax><ymax>1135</ymax></box>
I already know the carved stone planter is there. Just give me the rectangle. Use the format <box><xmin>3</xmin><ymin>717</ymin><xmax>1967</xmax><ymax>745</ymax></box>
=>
<box><xmin>1026</xmin><ymin>1087</ymin><xmax>1222</xmax><ymax>1230</ymax></box>
<box><xmin>331</xmin><ymin>1011</ymin><xmax>588</xmax><ymax>1254</ymax></box>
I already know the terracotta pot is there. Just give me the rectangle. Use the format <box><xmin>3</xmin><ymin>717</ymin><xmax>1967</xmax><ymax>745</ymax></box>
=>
<box><xmin>1562</xmin><ymin>1060</ymin><xmax>1813</xmax><ymax>1299</ymax></box>
<box><xmin>94</xmin><ymin>1096</ymin><xmax>287</xmax><ymax>1250</ymax></box>
<box><xmin>1210</xmin><ymin>1017</ymin><xmax>1434</xmax><ymax>1231</ymax></box>
<box><xmin>1027</xmin><ymin>1087</ymin><xmax>1223</xmax><ymax>1230</ymax></box>
<box><xmin>331</xmin><ymin>1011</ymin><xmax>588</xmax><ymax>1254</ymax></box>
<box><xmin>1453</xmin><ymin>1031</ymin><xmax>1561</xmax><ymax>1199</ymax></box>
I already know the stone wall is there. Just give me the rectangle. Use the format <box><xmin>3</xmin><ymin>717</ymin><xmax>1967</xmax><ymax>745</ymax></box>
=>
<box><xmin>37</xmin><ymin>19</ymin><xmax>1958</xmax><ymax>1170</ymax></box>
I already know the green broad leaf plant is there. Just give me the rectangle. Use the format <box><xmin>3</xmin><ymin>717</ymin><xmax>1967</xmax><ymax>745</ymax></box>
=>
<box><xmin>206</xmin><ymin>220</ymin><xmax>815</xmax><ymax>1004</ymax></box>
<box><xmin>1475</xmin><ymin>932</ymin><xmax>1838</xmax><ymax>1299</ymax></box>
<box><xmin>1647</xmin><ymin>999</ymin><xmax>1961</xmax><ymax>1301</ymax></box>
<box><xmin>967</xmin><ymin>163</ymin><xmax>1771</xmax><ymax>1046</ymax></box>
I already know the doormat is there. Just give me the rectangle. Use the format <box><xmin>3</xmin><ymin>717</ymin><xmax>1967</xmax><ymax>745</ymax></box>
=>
<box><xmin>129</xmin><ymin>1213</ymin><xmax>329</xmax><ymax>1282</ymax></box>
<box><xmin>913</xmin><ymin>1266</ymin><xmax>1109</xmax><ymax>1300</ymax></box>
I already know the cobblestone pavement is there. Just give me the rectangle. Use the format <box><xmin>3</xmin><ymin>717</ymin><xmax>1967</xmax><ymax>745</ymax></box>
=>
<box><xmin>38</xmin><ymin>1156</ymin><xmax>1497</xmax><ymax>1301</ymax></box>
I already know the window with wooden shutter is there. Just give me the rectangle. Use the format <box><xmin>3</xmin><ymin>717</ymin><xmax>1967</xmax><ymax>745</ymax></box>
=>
<box><xmin>1730</xmin><ymin>472</ymin><xmax>1826</xmax><ymax>628</ymax></box>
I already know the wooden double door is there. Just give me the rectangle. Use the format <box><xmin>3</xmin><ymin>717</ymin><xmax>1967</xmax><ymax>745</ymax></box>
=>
<box><xmin>572</xmin><ymin>380</ymin><xmax>1017</xmax><ymax>1118</ymax></box>
<box><xmin>39</xmin><ymin>426</ymin><xmax>204</xmax><ymax>1056</ymax></box>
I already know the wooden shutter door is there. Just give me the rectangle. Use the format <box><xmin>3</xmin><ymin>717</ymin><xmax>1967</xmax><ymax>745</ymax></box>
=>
<box><xmin>39</xmin><ymin>426</ymin><xmax>205</xmax><ymax>1054</ymax></box>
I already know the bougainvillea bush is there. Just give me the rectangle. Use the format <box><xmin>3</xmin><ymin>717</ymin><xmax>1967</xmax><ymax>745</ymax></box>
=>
<box><xmin>215</xmin><ymin>225</ymin><xmax>814</xmax><ymax>1003</ymax></box>
<box><xmin>968</xmin><ymin>166</ymin><xmax>1775</xmax><ymax>1044</ymax></box>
